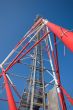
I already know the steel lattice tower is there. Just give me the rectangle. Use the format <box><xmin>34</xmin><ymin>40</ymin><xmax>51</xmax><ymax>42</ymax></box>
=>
<box><xmin>19</xmin><ymin>18</ymin><xmax>47</xmax><ymax>110</ymax></box>
<box><xmin>0</xmin><ymin>17</ymin><xmax>73</xmax><ymax>110</ymax></box>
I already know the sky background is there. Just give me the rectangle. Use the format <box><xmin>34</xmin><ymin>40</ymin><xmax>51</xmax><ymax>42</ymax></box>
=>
<box><xmin>0</xmin><ymin>0</ymin><xmax>73</xmax><ymax>110</ymax></box>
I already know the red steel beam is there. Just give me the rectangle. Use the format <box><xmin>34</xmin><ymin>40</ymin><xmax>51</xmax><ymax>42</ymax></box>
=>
<box><xmin>61</xmin><ymin>86</ymin><xmax>73</xmax><ymax>105</ymax></box>
<box><xmin>43</xmin><ymin>19</ymin><xmax>73</xmax><ymax>52</ymax></box>
<box><xmin>15</xmin><ymin>18</ymin><xmax>42</xmax><ymax>49</ymax></box>
<box><xmin>2</xmin><ymin>68</ymin><xmax>17</xmax><ymax>110</ymax></box>
<box><xmin>5</xmin><ymin>42</ymin><xmax>30</xmax><ymax>73</ymax></box>
<box><xmin>53</xmin><ymin>36</ymin><xmax>67</xmax><ymax>110</ymax></box>
<box><xmin>0</xmin><ymin>18</ymin><xmax>43</xmax><ymax>78</ymax></box>
<box><xmin>5</xmin><ymin>32</ymin><xmax>50</xmax><ymax>72</ymax></box>
<box><xmin>45</xmin><ymin>37</ymin><xmax>67</xmax><ymax>110</ymax></box>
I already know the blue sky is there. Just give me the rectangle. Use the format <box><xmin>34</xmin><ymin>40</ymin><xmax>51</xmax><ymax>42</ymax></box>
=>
<box><xmin>0</xmin><ymin>0</ymin><xmax>73</xmax><ymax>110</ymax></box>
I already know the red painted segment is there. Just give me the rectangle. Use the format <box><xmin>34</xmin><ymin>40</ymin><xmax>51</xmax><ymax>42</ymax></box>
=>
<box><xmin>2</xmin><ymin>69</ymin><xmax>17</xmax><ymax>110</ymax></box>
<box><xmin>46</xmin><ymin>21</ymin><xmax>73</xmax><ymax>52</ymax></box>
<box><xmin>45</xmin><ymin>36</ymin><xmax>67</xmax><ymax>110</ymax></box>
<box><xmin>61</xmin><ymin>86</ymin><xmax>73</xmax><ymax>105</ymax></box>
<box><xmin>5</xmin><ymin>42</ymin><xmax>30</xmax><ymax>72</ymax></box>
<box><xmin>5</xmin><ymin>32</ymin><xmax>50</xmax><ymax>72</ymax></box>
<box><xmin>15</xmin><ymin>18</ymin><xmax>42</xmax><ymax>49</ymax></box>
<box><xmin>58</xmin><ymin>92</ymin><xmax>67</xmax><ymax>110</ymax></box>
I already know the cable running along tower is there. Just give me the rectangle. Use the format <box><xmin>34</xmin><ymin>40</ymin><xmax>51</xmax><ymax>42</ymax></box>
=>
<box><xmin>0</xmin><ymin>17</ymin><xmax>73</xmax><ymax>110</ymax></box>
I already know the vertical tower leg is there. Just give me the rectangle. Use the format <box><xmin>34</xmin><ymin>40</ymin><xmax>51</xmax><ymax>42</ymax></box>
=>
<box><xmin>30</xmin><ymin>47</ymin><xmax>37</xmax><ymax>110</ymax></box>
<box><xmin>54</xmin><ymin>35</ymin><xmax>67</xmax><ymax>110</ymax></box>
<box><xmin>46</xmin><ymin>27</ymin><xmax>67</xmax><ymax>110</ymax></box>
<box><xmin>2</xmin><ymin>69</ymin><xmax>17</xmax><ymax>110</ymax></box>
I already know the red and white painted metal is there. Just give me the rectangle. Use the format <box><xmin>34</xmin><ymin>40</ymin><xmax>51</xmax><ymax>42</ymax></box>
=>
<box><xmin>0</xmin><ymin>18</ymin><xmax>73</xmax><ymax>110</ymax></box>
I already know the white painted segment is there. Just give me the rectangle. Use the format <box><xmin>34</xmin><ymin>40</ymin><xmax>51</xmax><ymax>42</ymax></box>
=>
<box><xmin>42</xmin><ymin>19</ymin><xmax>48</xmax><ymax>24</ymax></box>
<box><xmin>1</xmin><ymin>24</ymin><xmax>45</xmax><ymax>67</ymax></box>
<box><xmin>46</xmin><ymin>27</ymin><xmax>61</xmax><ymax>99</ymax></box>
<box><xmin>29</xmin><ymin>23</ymin><xmax>45</xmax><ymax>43</ymax></box>
<box><xmin>6</xmin><ymin>74</ymin><xmax>13</xmax><ymax>85</ymax></box>
<box><xmin>1</xmin><ymin>49</ymin><xmax>15</xmax><ymax>66</ymax></box>
<box><xmin>48</xmin><ymin>34</ymin><xmax>53</xmax><ymax>51</ymax></box>
<box><xmin>46</xmin><ymin>69</ymin><xmax>54</xmax><ymax>78</ymax></box>
<box><xmin>57</xmin><ymin>87</ymin><xmax>60</xmax><ymax>93</ymax></box>
<box><xmin>46</xmin><ymin>27</ymin><xmax>58</xmax><ymax>84</ymax></box>
<box><xmin>30</xmin><ymin>47</ymin><xmax>37</xmax><ymax>110</ymax></box>
<box><xmin>45</xmin><ymin>79</ymin><xmax>55</xmax><ymax>88</ymax></box>
<box><xmin>0</xmin><ymin>64</ymin><xmax>3</xmax><ymax>69</ymax></box>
